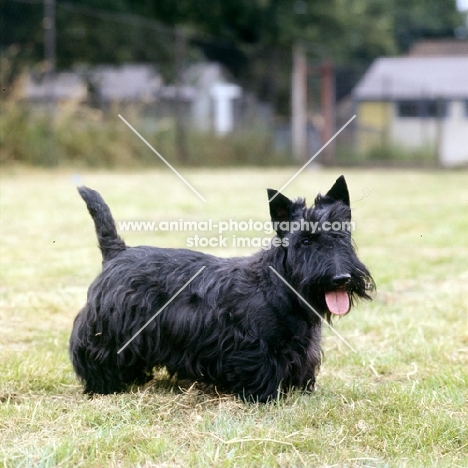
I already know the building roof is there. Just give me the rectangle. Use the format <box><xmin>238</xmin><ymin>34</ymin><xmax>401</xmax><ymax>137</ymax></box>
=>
<box><xmin>90</xmin><ymin>64</ymin><xmax>162</xmax><ymax>102</ymax></box>
<box><xmin>407</xmin><ymin>40</ymin><xmax>468</xmax><ymax>57</ymax></box>
<box><xmin>353</xmin><ymin>57</ymin><xmax>468</xmax><ymax>100</ymax></box>
<box><xmin>22</xmin><ymin>72</ymin><xmax>87</xmax><ymax>101</ymax></box>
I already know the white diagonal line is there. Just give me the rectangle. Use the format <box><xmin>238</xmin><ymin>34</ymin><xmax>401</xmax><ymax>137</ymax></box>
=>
<box><xmin>269</xmin><ymin>115</ymin><xmax>356</xmax><ymax>202</ymax></box>
<box><xmin>117</xmin><ymin>266</ymin><xmax>206</xmax><ymax>354</ymax></box>
<box><xmin>118</xmin><ymin>114</ymin><xmax>207</xmax><ymax>203</ymax></box>
<box><xmin>268</xmin><ymin>266</ymin><xmax>357</xmax><ymax>353</ymax></box>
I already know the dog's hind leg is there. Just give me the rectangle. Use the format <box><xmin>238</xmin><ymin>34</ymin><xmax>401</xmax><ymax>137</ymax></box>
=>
<box><xmin>70</xmin><ymin>345</ymin><xmax>124</xmax><ymax>395</ymax></box>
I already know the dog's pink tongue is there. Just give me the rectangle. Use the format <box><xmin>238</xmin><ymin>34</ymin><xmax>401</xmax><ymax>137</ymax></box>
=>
<box><xmin>325</xmin><ymin>290</ymin><xmax>350</xmax><ymax>315</ymax></box>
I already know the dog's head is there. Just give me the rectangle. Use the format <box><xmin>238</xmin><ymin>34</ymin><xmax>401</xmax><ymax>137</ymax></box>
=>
<box><xmin>267</xmin><ymin>176</ymin><xmax>375</xmax><ymax>319</ymax></box>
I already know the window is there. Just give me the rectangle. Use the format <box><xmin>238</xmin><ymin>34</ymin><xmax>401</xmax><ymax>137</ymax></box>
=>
<box><xmin>397</xmin><ymin>100</ymin><xmax>447</xmax><ymax>118</ymax></box>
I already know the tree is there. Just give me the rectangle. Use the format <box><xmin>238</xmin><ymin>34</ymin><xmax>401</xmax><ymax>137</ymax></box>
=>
<box><xmin>1</xmin><ymin>0</ymin><xmax>463</xmax><ymax>97</ymax></box>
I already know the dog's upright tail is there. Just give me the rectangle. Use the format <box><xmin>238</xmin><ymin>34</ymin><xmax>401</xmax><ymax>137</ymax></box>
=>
<box><xmin>78</xmin><ymin>186</ymin><xmax>127</xmax><ymax>263</ymax></box>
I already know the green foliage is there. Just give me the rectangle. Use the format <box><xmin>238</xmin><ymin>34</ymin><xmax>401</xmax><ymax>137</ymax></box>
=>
<box><xmin>365</xmin><ymin>143</ymin><xmax>437</xmax><ymax>163</ymax></box>
<box><xmin>0</xmin><ymin>100</ymin><xmax>289</xmax><ymax>167</ymax></box>
<box><xmin>392</xmin><ymin>0</ymin><xmax>463</xmax><ymax>52</ymax></box>
<box><xmin>1</xmin><ymin>98</ymin><xmax>446</xmax><ymax>168</ymax></box>
<box><xmin>2</xmin><ymin>0</ymin><xmax>463</xmax><ymax>72</ymax></box>
<box><xmin>2</xmin><ymin>0</ymin><xmax>463</xmax><ymax>124</ymax></box>
<box><xmin>336</xmin><ymin>142</ymin><xmax>439</xmax><ymax>166</ymax></box>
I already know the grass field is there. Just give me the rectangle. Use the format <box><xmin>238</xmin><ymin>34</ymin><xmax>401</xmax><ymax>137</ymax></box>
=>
<box><xmin>0</xmin><ymin>166</ymin><xmax>467</xmax><ymax>467</ymax></box>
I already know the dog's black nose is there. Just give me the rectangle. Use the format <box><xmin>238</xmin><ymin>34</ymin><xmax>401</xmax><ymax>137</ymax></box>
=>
<box><xmin>333</xmin><ymin>273</ymin><xmax>351</xmax><ymax>287</ymax></box>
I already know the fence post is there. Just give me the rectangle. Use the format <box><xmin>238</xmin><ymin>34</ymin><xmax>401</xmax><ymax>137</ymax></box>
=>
<box><xmin>175</xmin><ymin>26</ymin><xmax>188</xmax><ymax>164</ymax></box>
<box><xmin>44</xmin><ymin>0</ymin><xmax>57</xmax><ymax>165</ymax></box>
<box><xmin>291</xmin><ymin>42</ymin><xmax>307</xmax><ymax>162</ymax></box>
<box><xmin>320</xmin><ymin>60</ymin><xmax>335</xmax><ymax>165</ymax></box>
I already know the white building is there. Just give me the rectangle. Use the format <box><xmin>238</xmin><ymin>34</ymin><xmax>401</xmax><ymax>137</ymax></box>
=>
<box><xmin>353</xmin><ymin>56</ymin><xmax>468</xmax><ymax>167</ymax></box>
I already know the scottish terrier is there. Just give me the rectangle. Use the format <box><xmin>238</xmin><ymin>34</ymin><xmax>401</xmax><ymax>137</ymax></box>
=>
<box><xmin>70</xmin><ymin>176</ymin><xmax>374</xmax><ymax>402</ymax></box>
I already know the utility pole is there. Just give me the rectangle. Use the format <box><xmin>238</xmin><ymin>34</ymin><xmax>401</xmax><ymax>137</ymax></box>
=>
<box><xmin>291</xmin><ymin>42</ymin><xmax>307</xmax><ymax>162</ymax></box>
<box><xmin>320</xmin><ymin>60</ymin><xmax>335</xmax><ymax>165</ymax></box>
<box><xmin>44</xmin><ymin>0</ymin><xmax>56</xmax><ymax>76</ymax></box>
<box><xmin>43</xmin><ymin>0</ymin><xmax>56</xmax><ymax>165</ymax></box>
<box><xmin>174</xmin><ymin>26</ymin><xmax>188</xmax><ymax>164</ymax></box>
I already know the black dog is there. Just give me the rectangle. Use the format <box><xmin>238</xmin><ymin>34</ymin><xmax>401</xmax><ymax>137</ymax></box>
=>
<box><xmin>70</xmin><ymin>176</ymin><xmax>374</xmax><ymax>402</ymax></box>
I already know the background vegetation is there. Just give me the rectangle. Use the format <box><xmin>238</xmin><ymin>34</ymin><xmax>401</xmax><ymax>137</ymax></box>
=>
<box><xmin>1</xmin><ymin>0</ymin><xmax>465</xmax><ymax>168</ymax></box>
<box><xmin>2</xmin><ymin>0</ymin><xmax>462</xmax><ymax>82</ymax></box>
<box><xmin>0</xmin><ymin>93</ymin><xmax>445</xmax><ymax>168</ymax></box>
<box><xmin>0</xmin><ymin>98</ymin><xmax>290</xmax><ymax>168</ymax></box>
<box><xmin>0</xmin><ymin>168</ymin><xmax>467</xmax><ymax>467</ymax></box>
<box><xmin>2</xmin><ymin>0</ymin><xmax>464</xmax><ymax>112</ymax></box>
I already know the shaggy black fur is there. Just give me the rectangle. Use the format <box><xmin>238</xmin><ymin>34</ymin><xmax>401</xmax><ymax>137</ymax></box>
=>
<box><xmin>70</xmin><ymin>176</ymin><xmax>374</xmax><ymax>402</ymax></box>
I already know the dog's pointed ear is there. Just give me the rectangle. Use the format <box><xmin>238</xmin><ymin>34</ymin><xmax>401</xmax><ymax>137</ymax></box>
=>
<box><xmin>267</xmin><ymin>189</ymin><xmax>292</xmax><ymax>236</ymax></box>
<box><xmin>325</xmin><ymin>175</ymin><xmax>350</xmax><ymax>206</ymax></box>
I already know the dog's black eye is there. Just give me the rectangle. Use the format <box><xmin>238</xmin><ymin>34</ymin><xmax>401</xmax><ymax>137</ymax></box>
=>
<box><xmin>301</xmin><ymin>237</ymin><xmax>313</xmax><ymax>246</ymax></box>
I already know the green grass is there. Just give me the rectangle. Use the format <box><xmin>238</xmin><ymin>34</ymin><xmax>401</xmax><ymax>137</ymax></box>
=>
<box><xmin>0</xmin><ymin>167</ymin><xmax>467</xmax><ymax>467</ymax></box>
